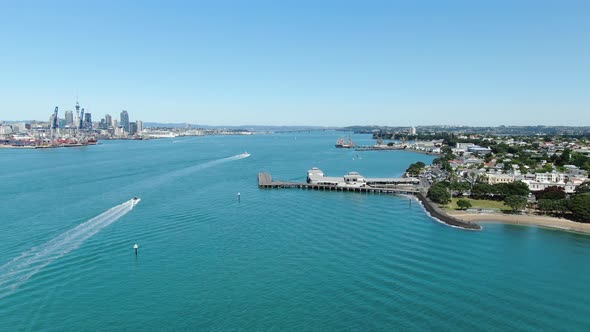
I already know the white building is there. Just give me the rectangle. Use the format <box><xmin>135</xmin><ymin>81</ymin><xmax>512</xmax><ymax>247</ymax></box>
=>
<box><xmin>487</xmin><ymin>174</ymin><xmax>515</xmax><ymax>185</ymax></box>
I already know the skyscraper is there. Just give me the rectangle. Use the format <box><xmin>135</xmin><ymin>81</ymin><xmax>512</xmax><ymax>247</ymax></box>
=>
<box><xmin>84</xmin><ymin>113</ymin><xmax>92</xmax><ymax>129</ymax></box>
<box><xmin>136</xmin><ymin>120</ymin><xmax>143</xmax><ymax>133</ymax></box>
<box><xmin>129</xmin><ymin>122</ymin><xmax>137</xmax><ymax>135</ymax></box>
<box><xmin>79</xmin><ymin>108</ymin><xmax>85</xmax><ymax>129</ymax></box>
<box><xmin>120</xmin><ymin>110</ymin><xmax>129</xmax><ymax>131</ymax></box>
<box><xmin>50</xmin><ymin>106</ymin><xmax>59</xmax><ymax>129</ymax></box>
<box><xmin>65</xmin><ymin>111</ymin><xmax>73</xmax><ymax>126</ymax></box>
<box><xmin>105</xmin><ymin>114</ymin><xmax>112</xmax><ymax>128</ymax></box>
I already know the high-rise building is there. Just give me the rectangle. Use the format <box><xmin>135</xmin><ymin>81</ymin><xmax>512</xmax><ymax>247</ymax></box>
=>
<box><xmin>50</xmin><ymin>106</ymin><xmax>59</xmax><ymax>129</ymax></box>
<box><xmin>136</xmin><ymin>120</ymin><xmax>143</xmax><ymax>133</ymax></box>
<box><xmin>80</xmin><ymin>108</ymin><xmax>85</xmax><ymax>129</ymax></box>
<box><xmin>129</xmin><ymin>122</ymin><xmax>137</xmax><ymax>136</ymax></box>
<box><xmin>65</xmin><ymin>111</ymin><xmax>73</xmax><ymax>126</ymax></box>
<box><xmin>84</xmin><ymin>113</ymin><xmax>92</xmax><ymax>129</ymax></box>
<box><xmin>49</xmin><ymin>114</ymin><xmax>56</xmax><ymax>129</ymax></box>
<box><xmin>105</xmin><ymin>114</ymin><xmax>112</xmax><ymax>128</ymax></box>
<box><xmin>411</xmin><ymin>126</ymin><xmax>416</xmax><ymax>135</ymax></box>
<box><xmin>120</xmin><ymin>110</ymin><xmax>129</xmax><ymax>131</ymax></box>
<box><xmin>112</xmin><ymin>119</ymin><xmax>118</xmax><ymax>129</ymax></box>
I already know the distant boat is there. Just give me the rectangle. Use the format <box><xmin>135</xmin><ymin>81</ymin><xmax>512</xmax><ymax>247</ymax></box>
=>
<box><xmin>335</xmin><ymin>137</ymin><xmax>355</xmax><ymax>148</ymax></box>
<box><xmin>241</xmin><ymin>151</ymin><xmax>251</xmax><ymax>157</ymax></box>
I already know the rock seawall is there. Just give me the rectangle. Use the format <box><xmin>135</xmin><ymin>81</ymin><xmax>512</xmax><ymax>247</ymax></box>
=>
<box><xmin>416</xmin><ymin>192</ymin><xmax>482</xmax><ymax>230</ymax></box>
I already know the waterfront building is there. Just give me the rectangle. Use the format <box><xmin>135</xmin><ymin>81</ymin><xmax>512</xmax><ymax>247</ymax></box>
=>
<box><xmin>120</xmin><ymin>110</ymin><xmax>129</xmax><ymax>131</ymax></box>
<box><xmin>112</xmin><ymin>119</ymin><xmax>118</xmax><ymax>129</ymax></box>
<box><xmin>411</xmin><ymin>126</ymin><xmax>416</xmax><ymax>135</ymax></box>
<box><xmin>65</xmin><ymin>111</ymin><xmax>73</xmax><ymax>126</ymax></box>
<box><xmin>136</xmin><ymin>120</ymin><xmax>143</xmax><ymax>133</ymax></box>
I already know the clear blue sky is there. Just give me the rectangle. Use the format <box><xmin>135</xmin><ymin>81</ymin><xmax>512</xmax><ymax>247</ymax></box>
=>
<box><xmin>1</xmin><ymin>0</ymin><xmax>588</xmax><ymax>126</ymax></box>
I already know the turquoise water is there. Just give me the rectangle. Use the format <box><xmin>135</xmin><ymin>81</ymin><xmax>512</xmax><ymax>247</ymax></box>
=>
<box><xmin>1</xmin><ymin>132</ymin><xmax>590</xmax><ymax>331</ymax></box>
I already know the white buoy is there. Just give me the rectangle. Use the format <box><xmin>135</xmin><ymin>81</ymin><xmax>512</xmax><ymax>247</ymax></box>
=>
<box><xmin>133</xmin><ymin>243</ymin><xmax>139</xmax><ymax>255</ymax></box>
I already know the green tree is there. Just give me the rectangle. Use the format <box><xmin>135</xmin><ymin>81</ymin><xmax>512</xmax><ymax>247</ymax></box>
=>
<box><xmin>537</xmin><ymin>199</ymin><xmax>568</xmax><ymax>215</ymax></box>
<box><xmin>471</xmin><ymin>183</ymin><xmax>495</xmax><ymax>200</ymax></box>
<box><xmin>575</xmin><ymin>181</ymin><xmax>590</xmax><ymax>194</ymax></box>
<box><xmin>428</xmin><ymin>182</ymin><xmax>451</xmax><ymax>205</ymax></box>
<box><xmin>504</xmin><ymin>195</ymin><xmax>528</xmax><ymax>213</ymax></box>
<box><xmin>457</xmin><ymin>199</ymin><xmax>472</xmax><ymax>210</ymax></box>
<box><xmin>569</xmin><ymin>193</ymin><xmax>590</xmax><ymax>222</ymax></box>
<box><xmin>535</xmin><ymin>186</ymin><xmax>566</xmax><ymax>200</ymax></box>
<box><xmin>406</xmin><ymin>161</ymin><xmax>426</xmax><ymax>176</ymax></box>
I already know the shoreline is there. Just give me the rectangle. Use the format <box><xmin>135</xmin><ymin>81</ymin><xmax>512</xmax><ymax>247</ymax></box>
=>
<box><xmin>415</xmin><ymin>193</ymin><xmax>482</xmax><ymax>230</ymax></box>
<box><xmin>447</xmin><ymin>211</ymin><xmax>590</xmax><ymax>235</ymax></box>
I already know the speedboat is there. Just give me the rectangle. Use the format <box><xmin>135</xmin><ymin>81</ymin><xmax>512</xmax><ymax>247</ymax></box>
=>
<box><xmin>131</xmin><ymin>197</ymin><xmax>141</xmax><ymax>206</ymax></box>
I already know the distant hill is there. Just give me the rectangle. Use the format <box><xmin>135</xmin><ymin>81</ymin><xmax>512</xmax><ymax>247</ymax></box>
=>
<box><xmin>143</xmin><ymin>122</ymin><xmax>339</xmax><ymax>132</ymax></box>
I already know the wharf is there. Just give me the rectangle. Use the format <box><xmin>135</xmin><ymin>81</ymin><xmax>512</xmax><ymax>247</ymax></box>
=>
<box><xmin>354</xmin><ymin>145</ymin><xmax>405</xmax><ymax>151</ymax></box>
<box><xmin>257</xmin><ymin>172</ymin><xmax>481</xmax><ymax>230</ymax></box>
<box><xmin>258</xmin><ymin>172</ymin><xmax>420</xmax><ymax>195</ymax></box>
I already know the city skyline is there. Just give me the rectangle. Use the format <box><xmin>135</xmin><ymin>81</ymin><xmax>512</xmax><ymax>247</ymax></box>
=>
<box><xmin>1</xmin><ymin>1</ymin><xmax>588</xmax><ymax>126</ymax></box>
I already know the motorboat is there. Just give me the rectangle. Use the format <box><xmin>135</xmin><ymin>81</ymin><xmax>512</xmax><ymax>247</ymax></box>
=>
<box><xmin>131</xmin><ymin>197</ymin><xmax>141</xmax><ymax>206</ymax></box>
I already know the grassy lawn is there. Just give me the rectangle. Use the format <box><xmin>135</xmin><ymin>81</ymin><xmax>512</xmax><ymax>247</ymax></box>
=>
<box><xmin>446</xmin><ymin>197</ymin><xmax>510</xmax><ymax>211</ymax></box>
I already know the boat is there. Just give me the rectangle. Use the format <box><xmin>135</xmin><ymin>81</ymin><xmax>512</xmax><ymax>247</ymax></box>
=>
<box><xmin>335</xmin><ymin>137</ymin><xmax>355</xmax><ymax>148</ymax></box>
<box><xmin>131</xmin><ymin>197</ymin><xmax>141</xmax><ymax>206</ymax></box>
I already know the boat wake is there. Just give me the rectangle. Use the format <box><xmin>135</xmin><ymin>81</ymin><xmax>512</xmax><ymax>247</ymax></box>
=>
<box><xmin>157</xmin><ymin>153</ymin><xmax>250</xmax><ymax>180</ymax></box>
<box><xmin>0</xmin><ymin>154</ymin><xmax>249</xmax><ymax>298</ymax></box>
<box><xmin>0</xmin><ymin>199</ymin><xmax>138</xmax><ymax>299</ymax></box>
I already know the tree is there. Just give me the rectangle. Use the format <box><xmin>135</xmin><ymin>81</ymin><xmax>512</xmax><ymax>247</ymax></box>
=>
<box><xmin>575</xmin><ymin>181</ymin><xmax>590</xmax><ymax>195</ymax></box>
<box><xmin>537</xmin><ymin>199</ymin><xmax>568</xmax><ymax>215</ymax></box>
<box><xmin>457</xmin><ymin>199</ymin><xmax>472</xmax><ymax>210</ymax></box>
<box><xmin>406</xmin><ymin>162</ymin><xmax>426</xmax><ymax>176</ymax></box>
<box><xmin>535</xmin><ymin>186</ymin><xmax>566</xmax><ymax>200</ymax></box>
<box><xmin>504</xmin><ymin>195</ymin><xmax>528</xmax><ymax>213</ymax></box>
<box><xmin>471</xmin><ymin>183</ymin><xmax>495</xmax><ymax>200</ymax></box>
<box><xmin>428</xmin><ymin>182</ymin><xmax>451</xmax><ymax>205</ymax></box>
<box><xmin>569</xmin><ymin>193</ymin><xmax>590</xmax><ymax>222</ymax></box>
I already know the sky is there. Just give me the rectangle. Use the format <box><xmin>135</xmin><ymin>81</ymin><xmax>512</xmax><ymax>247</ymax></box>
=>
<box><xmin>0</xmin><ymin>0</ymin><xmax>588</xmax><ymax>126</ymax></box>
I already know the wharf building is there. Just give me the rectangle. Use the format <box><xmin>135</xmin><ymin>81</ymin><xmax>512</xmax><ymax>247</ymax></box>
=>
<box><xmin>306</xmin><ymin>167</ymin><xmax>420</xmax><ymax>188</ymax></box>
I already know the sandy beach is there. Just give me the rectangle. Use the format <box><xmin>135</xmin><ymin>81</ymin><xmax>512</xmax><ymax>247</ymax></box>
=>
<box><xmin>448</xmin><ymin>211</ymin><xmax>590</xmax><ymax>235</ymax></box>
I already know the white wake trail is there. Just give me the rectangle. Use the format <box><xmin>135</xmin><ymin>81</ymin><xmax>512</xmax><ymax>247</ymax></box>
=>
<box><xmin>0</xmin><ymin>200</ymin><xmax>136</xmax><ymax>299</ymax></box>
<box><xmin>0</xmin><ymin>153</ymin><xmax>249</xmax><ymax>298</ymax></box>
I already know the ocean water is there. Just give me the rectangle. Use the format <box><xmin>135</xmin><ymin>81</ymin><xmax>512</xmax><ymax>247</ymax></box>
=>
<box><xmin>1</xmin><ymin>132</ymin><xmax>589</xmax><ymax>331</ymax></box>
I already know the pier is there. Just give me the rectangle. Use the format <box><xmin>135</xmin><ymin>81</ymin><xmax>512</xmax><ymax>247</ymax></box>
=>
<box><xmin>258</xmin><ymin>172</ymin><xmax>481</xmax><ymax>230</ymax></box>
<box><xmin>258</xmin><ymin>172</ymin><xmax>420</xmax><ymax>195</ymax></box>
